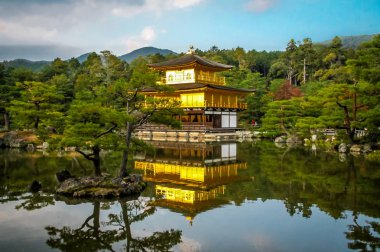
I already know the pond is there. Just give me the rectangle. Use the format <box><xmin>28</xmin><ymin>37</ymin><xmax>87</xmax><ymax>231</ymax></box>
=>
<box><xmin>0</xmin><ymin>141</ymin><xmax>379</xmax><ymax>252</ymax></box>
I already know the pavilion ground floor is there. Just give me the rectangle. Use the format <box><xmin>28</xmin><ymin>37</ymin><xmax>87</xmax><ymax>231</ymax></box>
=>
<box><xmin>135</xmin><ymin>109</ymin><xmax>253</xmax><ymax>142</ymax></box>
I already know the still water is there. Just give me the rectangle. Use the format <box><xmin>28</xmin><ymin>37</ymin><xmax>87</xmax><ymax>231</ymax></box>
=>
<box><xmin>0</xmin><ymin>141</ymin><xmax>379</xmax><ymax>252</ymax></box>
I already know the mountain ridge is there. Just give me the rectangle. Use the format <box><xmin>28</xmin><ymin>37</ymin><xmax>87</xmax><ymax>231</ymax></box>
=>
<box><xmin>318</xmin><ymin>34</ymin><xmax>376</xmax><ymax>48</ymax></box>
<box><xmin>1</xmin><ymin>34</ymin><xmax>377</xmax><ymax>70</ymax></box>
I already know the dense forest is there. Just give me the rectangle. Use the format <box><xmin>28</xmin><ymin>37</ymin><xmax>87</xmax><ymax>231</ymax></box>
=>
<box><xmin>0</xmin><ymin>35</ymin><xmax>379</xmax><ymax>151</ymax></box>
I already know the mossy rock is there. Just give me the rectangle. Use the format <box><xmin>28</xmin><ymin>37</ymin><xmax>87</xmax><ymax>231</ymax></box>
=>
<box><xmin>56</xmin><ymin>174</ymin><xmax>146</xmax><ymax>198</ymax></box>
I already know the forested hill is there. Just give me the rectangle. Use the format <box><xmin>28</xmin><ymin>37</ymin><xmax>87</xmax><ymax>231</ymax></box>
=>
<box><xmin>319</xmin><ymin>34</ymin><xmax>375</xmax><ymax>48</ymax></box>
<box><xmin>2</xmin><ymin>59</ymin><xmax>50</xmax><ymax>71</ymax></box>
<box><xmin>119</xmin><ymin>47</ymin><xmax>177</xmax><ymax>62</ymax></box>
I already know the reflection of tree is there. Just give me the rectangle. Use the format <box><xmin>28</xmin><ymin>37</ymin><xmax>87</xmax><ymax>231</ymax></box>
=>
<box><xmin>108</xmin><ymin>199</ymin><xmax>182</xmax><ymax>252</ymax></box>
<box><xmin>45</xmin><ymin>199</ymin><xmax>182</xmax><ymax>252</ymax></box>
<box><xmin>46</xmin><ymin>201</ymin><xmax>118</xmax><ymax>251</ymax></box>
<box><xmin>237</xmin><ymin>141</ymin><xmax>380</xmax><ymax>220</ymax></box>
<box><xmin>15</xmin><ymin>192</ymin><xmax>54</xmax><ymax>211</ymax></box>
<box><xmin>345</xmin><ymin>219</ymin><xmax>380</xmax><ymax>252</ymax></box>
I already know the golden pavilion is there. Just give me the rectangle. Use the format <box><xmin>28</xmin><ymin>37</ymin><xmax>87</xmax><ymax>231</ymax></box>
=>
<box><xmin>135</xmin><ymin>49</ymin><xmax>253</xmax><ymax>142</ymax></box>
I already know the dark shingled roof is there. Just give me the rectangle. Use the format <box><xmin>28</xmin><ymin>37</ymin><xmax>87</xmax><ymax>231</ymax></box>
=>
<box><xmin>141</xmin><ymin>83</ymin><xmax>254</xmax><ymax>93</ymax></box>
<box><xmin>148</xmin><ymin>54</ymin><xmax>233</xmax><ymax>70</ymax></box>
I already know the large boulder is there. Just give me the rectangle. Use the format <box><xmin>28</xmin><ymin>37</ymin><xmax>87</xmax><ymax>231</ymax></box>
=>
<box><xmin>1</xmin><ymin>132</ymin><xmax>29</xmax><ymax>148</ymax></box>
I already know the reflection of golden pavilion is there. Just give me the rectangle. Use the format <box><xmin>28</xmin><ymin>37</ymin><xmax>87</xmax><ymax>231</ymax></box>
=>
<box><xmin>134</xmin><ymin>142</ymin><xmax>248</xmax><ymax>223</ymax></box>
<box><xmin>134</xmin><ymin>142</ymin><xmax>247</xmax><ymax>189</ymax></box>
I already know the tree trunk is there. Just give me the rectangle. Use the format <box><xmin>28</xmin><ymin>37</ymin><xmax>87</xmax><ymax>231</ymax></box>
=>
<box><xmin>3</xmin><ymin>112</ymin><xmax>10</xmax><ymax>131</ymax></box>
<box><xmin>119</xmin><ymin>122</ymin><xmax>133</xmax><ymax>178</ymax></box>
<box><xmin>303</xmin><ymin>58</ymin><xmax>306</xmax><ymax>84</ymax></box>
<box><xmin>34</xmin><ymin>116</ymin><xmax>40</xmax><ymax>129</ymax></box>
<box><xmin>34</xmin><ymin>103</ymin><xmax>40</xmax><ymax>129</ymax></box>
<box><xmin>120</xmin><ymin>200</ymin><xmax>132</xmax><ymax>251</ymax></box>
<box><xmin>93</xmin><ymin>202</ymin><xmax>100</xmax><ymax>239</ymax></box>
<box><xmin>92</xmin><ymin>146</ymin><xmax>101</xmax><ymax>176</ymax></box>
<box><xmin>336</xmin><ymin>101</ymin><xmax>355</xmax><ymax>143</ymax></box>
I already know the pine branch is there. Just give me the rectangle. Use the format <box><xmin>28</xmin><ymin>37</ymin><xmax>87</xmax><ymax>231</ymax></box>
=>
<box><xmin>75</xmin><ymin>147</ymin><xmax>95</xmax><ymax>161</ymax></box>
<box><xmin>95</xmin><ymin>122</ymin><xmax>117</xmax><ymax>139</ymax></box>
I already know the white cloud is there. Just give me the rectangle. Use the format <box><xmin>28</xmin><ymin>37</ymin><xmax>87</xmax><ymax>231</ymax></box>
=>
<box><xmin>0</xmin><ymin>0</ymin><xmax>204</xmax><ymax>45</ymax></box>
<box><xmin>123</xmin><ymin>26</ymin><xmax>156</xmax><ymax>51</ymax></box>
<box><xmin>173</xmin><ymin>0</ymin><xmax>203</xmax><ymax>8</ymax></box>
<box><xmin>245</xmin><ymin>0</ymin><xmax>278</xmax><ymax>12</ymax></box>
<box><xmin>111</xmin><ymin>0</ymin><xmax>203</xmax><ymax>17</ymax></box>
<box><xmin>0</xmin><ymin>19</ymin><xmax>58</xmax><ymax>43</ymax></box>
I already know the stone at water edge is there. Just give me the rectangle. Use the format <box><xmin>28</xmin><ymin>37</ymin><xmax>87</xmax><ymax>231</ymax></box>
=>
<box><xmin>56</xmin><ymin>170</ymin><xmax>73</xmax><ymax>183</ymax></box>
<box><xmin>362</xmin><ymin>144</ymin><xmax>372</xmax><ymax>153</ymax></box>
<box><xmin>350</xmin><ymin>145</ymin><xmax>362</xmax><ymax>153</ymax></box>
<box><xmin>274</xmin><ymin>136</ymin><xmax>286</xmax><ymax>143</ymax></box>
<box><xmin>311</xmin><ymin>135</ymin><xmax>317</xmax><ymax>142</ymax></box>
<box><xmin>29</xmin><ymin>180</ymin><xmax>42</xmax><ymax>192</ymax></box>
<box><xmin>338</xmin><ymin>143</ymin><xmax>347</xmax><ymax>153</ymax></box>
<box><xmin>286</xmin><ymin>136</ymin><xmax>302</xmax><ymax>143</ymax></box>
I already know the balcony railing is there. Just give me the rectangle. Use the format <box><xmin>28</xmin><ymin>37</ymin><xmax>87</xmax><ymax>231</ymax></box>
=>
<box><xmin>181</xmin><ymin>100</ymin><xmax>247</xmax><ymax>109</ymax></box>
<box><xmin>158</xmin><ymin>74</ymin><xmax>225</xmax><ymax>85</ymax></box>
<box><xmin>196</xmin><ymin>74</ymin><xmax>225</xmax><ymax>85</ymax></box>
<box><xmin>142</xmin><ymin>99</ymin><xmax>247</xmax><ymax>110</ymax></box>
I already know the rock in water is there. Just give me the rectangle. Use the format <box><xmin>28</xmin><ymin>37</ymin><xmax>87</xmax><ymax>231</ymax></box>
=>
<box><xmin>274</xmin><ymin>136</ymin><xmax>286</xmax><ymax>143</ymax></box>
<box><xmin>56</xmin><ymin>176</ymin><xmax>147</xmax><ymax>198</ymax></box>
<box><xmin>56</xmin><ymin>170</ymin><xmax>73</xmax><ymax>183</ymax></box>
<box><xmin>350</xmin><ymin>145</ymin><xmax>361</xmax><ymax>153</ymax></box>
<box><xmin>29</xmin><ymin>180</ymin><xmax>42</xmax><ymax>192</ymax></box>
<box><xmin>311</xmin><ymin>134</ymin><xmax>317</xmax><ymax>142</ymax></box>
<box><xmin>362</xmin><ymin>144</ymin><xmax>372</xmax><ymax>153</ymax></box>
<box><xmin>338</xmin><ymin>143</ymin><xmax>347</xmax><ymax>153</ymax></box>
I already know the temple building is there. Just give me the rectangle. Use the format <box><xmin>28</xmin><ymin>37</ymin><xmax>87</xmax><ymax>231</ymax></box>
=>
<box><xmin>134</xmin><ymin>142</ymin><xmax>249</xmax><ymax>224</ymax></box>
<box><xmin>135</xmin><ymin>49</ymin><xmax>253</xmax><ymax>142</ymax></box>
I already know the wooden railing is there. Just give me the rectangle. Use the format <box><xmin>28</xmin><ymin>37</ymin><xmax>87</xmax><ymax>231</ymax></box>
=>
<box><xmin>142</xmin><ymin>99</ymin><xmax>247</xmax><ymax>110</ymax></box>
<box><xmin>196</xmin><ymin>74</ymin><xmax>225</xmax><ymax>85</ymax></box>
<box><xmin>158</xmin><ymin>74</ymin><xmax>225</xmax><ymax>85</ymax></box>
<box><xmin>180</xmin><ymin>100</ymin><xmax>247</xmax><ymax>109</ymax></box>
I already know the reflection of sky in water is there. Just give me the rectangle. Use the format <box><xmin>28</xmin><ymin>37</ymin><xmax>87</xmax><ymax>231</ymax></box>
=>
<box><xmin>0</xmin><ymin>195</ymin><xmax>378</xmax><ymax>251</ymax></box>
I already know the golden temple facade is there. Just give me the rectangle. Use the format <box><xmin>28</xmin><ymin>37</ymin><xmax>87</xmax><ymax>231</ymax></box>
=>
<box><xmin>136</xmin><ymin>50</ymin><xmax>253</xmax><ymax>141</ymax></box>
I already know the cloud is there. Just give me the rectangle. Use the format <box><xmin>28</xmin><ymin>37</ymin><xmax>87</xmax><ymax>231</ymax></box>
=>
<box><xmin>123</xmin><ymin>26</ymin><xmax>156</xmax><ymax>52</ymax></box>
<box><xmin>111</xmin><ymin>0</ymin><xmax>203</xmax><ymax>17</ymax></box>
<box><xmin>245</xmin><ymin>0</ymin><xmax>278</xmax><ymax>12</ymax></box>
<box><xmin>0</xmin><ymin>0</ymin><xmax>204</xmax><ymax>44</ymax></box>
<box><xmin>0</xmin><ymin>45</ymin><xmax>83</xmax><ymax>61</ymax></box>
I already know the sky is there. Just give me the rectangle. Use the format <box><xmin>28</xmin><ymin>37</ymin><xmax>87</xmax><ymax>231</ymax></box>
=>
<box><xmin>0</xmin><ymin>0</ymin><xmax>379</xmax><ymax>60</ymax></box>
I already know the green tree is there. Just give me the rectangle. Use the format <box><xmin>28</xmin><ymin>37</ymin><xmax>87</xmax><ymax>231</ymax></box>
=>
<box><xmin>261</xmin><ymin>98</ymin><xmax>304</xmax><ymax>135</ymax></box>
<box><xmin>0</xmin><ymin>64</ymin><xmax>19</xmax><ymax>130</ymax></box>
<box><xmin>9</xmin><ymin>81</ymin><xmax>64</xmax><ymax>130</ymax></box>
<box><xmin>99</xmin><ymin>55</ymin><xmax>181</xmax><ymax>177</ymax></box>
<box><xmin>285</xmin><ymin>39</ymin><xmax>298</xmax><ymax>86</ymax></box>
